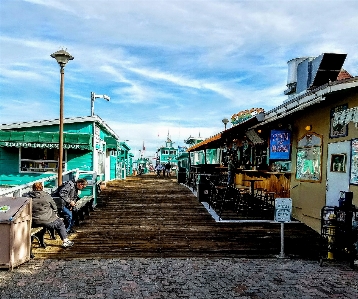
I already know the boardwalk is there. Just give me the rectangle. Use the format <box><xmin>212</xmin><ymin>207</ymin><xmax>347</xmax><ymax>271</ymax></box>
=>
<box><xmin>32</xmin><ymin>175</ymin><xmax>320</xmax><ymax>259</ymax></box>
<box><xmin>3</xmin><ymin>175</ymin><xmax>358</xmax><ymax>299</ymax></box>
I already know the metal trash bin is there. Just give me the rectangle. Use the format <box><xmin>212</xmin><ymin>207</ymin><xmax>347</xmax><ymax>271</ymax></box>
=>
<box><xmin>319</xmin><ymin>205</ymin><xmax>358</xmax><ymax>269</ymax></box>
<box><xmin>197</xmin><ymin>174</ymin><xmax>210</xmax><ymax>202</ymax></box>
<box><xmin>0</xmin><ymin>197</ymin><xmax>32</xmax><ymax>270</ymax></box>
<box><xmin>177</xmin><ymin>167</ymin><xmax>187</xmax><ymax>184</ymax></box>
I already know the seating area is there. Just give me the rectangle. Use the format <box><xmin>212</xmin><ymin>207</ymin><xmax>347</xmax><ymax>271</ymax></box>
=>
<box><xmin>194</xmin><ymin>173</ymin><xmax>276</xmax><ymax>221</ymax></box>
<box><xmin>30</xmin><ymin>195</ymin><xmax>94</xmax><ymax>257</ymax></box>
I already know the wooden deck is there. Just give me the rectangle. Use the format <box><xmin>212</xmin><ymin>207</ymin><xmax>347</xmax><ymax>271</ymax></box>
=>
<box><xmin>32</xmin><ymin>175</ymin><xmax>321</xmax><ymax>259</ymax></box>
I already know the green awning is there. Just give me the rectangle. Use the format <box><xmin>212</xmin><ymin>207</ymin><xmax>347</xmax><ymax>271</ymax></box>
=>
<box><xmin>105</xmin><ymin>136</ymin><xmax>120</xmax><ymax>150</ymax></box>
<box><xmin>0</xmin><ymin>130</ymin><xmax>92</xmax><ymax>150</ymax></box>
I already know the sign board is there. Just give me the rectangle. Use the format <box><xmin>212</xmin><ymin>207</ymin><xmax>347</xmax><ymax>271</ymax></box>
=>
<box><xmin>274</xmin><ymin>198</ymin><xmax>292</xmax><ymax>223</ymax></box>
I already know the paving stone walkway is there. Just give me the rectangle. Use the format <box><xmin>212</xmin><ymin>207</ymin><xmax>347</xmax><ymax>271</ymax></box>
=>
<box><xmin>1</xmin><ymin>258</ymin><xmax>358</xmax><ymax>298</ymax></box>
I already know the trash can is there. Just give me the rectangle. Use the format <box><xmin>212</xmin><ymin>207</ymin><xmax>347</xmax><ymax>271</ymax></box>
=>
<box><xmin>177</xmin><ymin>167</ymin><xmax>186</xmax><ymax>184</ymax></box>
<box><xmin>319</xmin><ymin>205</ymin><xmax>357</xmax><ymax>268</ymax></box>
<box><xmin>197</xmin><ymin>174</ymin><xmax>210</xmax><ymax>202</ymax></box>
<box><xmin>0</xmin><ymin>197</ymin><xmax>32</xmax><ymax>270</ymax></box>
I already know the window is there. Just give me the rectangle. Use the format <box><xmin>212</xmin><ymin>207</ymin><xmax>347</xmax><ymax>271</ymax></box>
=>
<box><xmin>20</xmin><ymin>147</ymin><xmax>65</xmax><ymax>173</ymax></box>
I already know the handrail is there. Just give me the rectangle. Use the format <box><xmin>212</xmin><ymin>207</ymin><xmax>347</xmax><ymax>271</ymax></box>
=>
<box><xmin>0</xmin><ymin>168</ymin><xmax>91</xmax><ymax>198</ymax></box>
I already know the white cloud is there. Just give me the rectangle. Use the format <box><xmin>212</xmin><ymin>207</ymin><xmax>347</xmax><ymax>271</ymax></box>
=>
<box><xmin>1</xmin><ymin>0</ymin><xmax>358</xmax><ymax>156</ymax></box>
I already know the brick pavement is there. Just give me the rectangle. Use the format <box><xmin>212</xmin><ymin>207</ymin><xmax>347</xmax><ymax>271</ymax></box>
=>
<box><xmin>1</xmin><ymin>258</ymin><xmax>358</xmax><ymax>298</ymax></box>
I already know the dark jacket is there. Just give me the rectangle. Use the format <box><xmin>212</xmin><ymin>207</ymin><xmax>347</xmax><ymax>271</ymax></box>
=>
<box><xmin>228</xmin><ymin>160</ymin><xmax>235</xmax><ymax>172</ymax></box>
<box><xmin>52</xmin><ymin>180</ymin><xmax>79</xmax><ymax>208</ymax></box>
<box><xmin>28</xmin><ymin>191</ymin><xmax>59</xmax><ymax>226</ymax></box>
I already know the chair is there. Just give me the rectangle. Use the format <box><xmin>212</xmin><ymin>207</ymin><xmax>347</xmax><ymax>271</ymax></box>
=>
<box><xmin>236</xmin><ymin>188</ymin><xmax>252</xmax><ymax>216</ymax></box>
<box><xmin>217</xmin><ymin>186</ymin><xmax>238</xmax><ymax>218</ymax></box>
<box><xmin>264</xmin><ymin>192</ymin><xmax>276</xmax><ymax>207</ymax></box>
<box><xmin>255</xmin><ymin>188</ymin><xmax>265</xmax><ymax>201</ymax></box>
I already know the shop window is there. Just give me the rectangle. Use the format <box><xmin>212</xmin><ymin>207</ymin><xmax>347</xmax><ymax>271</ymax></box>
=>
<box><xmin>20</xmin><ymin>147</ymin><xmax>65</xmax><ymax>173</ymax></box>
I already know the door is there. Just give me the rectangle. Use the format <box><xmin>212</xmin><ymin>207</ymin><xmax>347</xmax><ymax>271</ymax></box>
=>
<box><xmin>326</xmin><ymin>141</ymin><xmax>351</xmax><ymax>206</ymax></box>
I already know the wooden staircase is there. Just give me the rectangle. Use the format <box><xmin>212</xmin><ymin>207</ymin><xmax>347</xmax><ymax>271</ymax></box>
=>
<box><xmin>32</xmin><ymin>175</ymin><xmax>321</xmax><ymax>259</ymax></box>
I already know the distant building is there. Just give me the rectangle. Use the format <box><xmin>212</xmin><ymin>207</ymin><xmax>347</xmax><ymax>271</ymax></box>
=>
<box><xmin>156</xmin><ymin>134</ymin><xmax>178</xmax><ymax>168</ymax></box>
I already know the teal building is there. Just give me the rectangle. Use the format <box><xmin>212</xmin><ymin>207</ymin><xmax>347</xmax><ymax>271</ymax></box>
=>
<box><xmin>0</xmin><ymin>116</ymin><xmax>131</xmax><ymax>198</ymax></box>
<box><xmin>156</xmin><ymin>134</ymin><xmax>179</xmax><ymax>169</ymax></box>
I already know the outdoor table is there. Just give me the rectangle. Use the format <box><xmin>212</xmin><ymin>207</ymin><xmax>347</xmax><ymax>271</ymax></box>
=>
<box><xmin>242</xmin><ymin>178</ymin><xmax>263</xmax><ymax>195</ymax></box>
<box><xmin>191</xmin><ymin>166</ymin><xmax>201</xmax><ymax>173</ymax></box>
<box><xmin>215</xmin><ymin>167</ymin><xmax>228</xmax><ymax>171</ymax></box>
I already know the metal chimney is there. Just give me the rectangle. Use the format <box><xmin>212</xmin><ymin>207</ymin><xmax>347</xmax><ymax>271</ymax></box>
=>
<box><xmin>284</xmin><ymin>57</ymin><xmax>310</xmax><ymax>96</ymax></box>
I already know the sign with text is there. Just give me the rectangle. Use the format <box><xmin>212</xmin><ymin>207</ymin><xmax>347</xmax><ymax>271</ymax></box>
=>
<box><xmin>274</xmin><ymin>198</ymin><xmax>292</xmax><ymax>223</ymax></box>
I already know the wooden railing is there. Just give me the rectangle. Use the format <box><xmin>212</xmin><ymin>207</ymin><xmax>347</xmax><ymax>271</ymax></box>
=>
<box><xmin>0</xmin><ymin>169</ymin><xmax>97</xmax><ymax>199</ymax></box>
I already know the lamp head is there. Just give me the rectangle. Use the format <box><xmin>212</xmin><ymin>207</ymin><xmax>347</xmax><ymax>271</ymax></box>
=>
<box><xmin>222</xmin><ymin>118</ymin><xmax>229</xmax><ymax>125</ymax></box>
<box><xmin>51</xmin><ymin>49</ymin><xmax>74</xmax><ymax>67</ymax></box>
<box><xmin>103</xmin><ymin>95</ymin><xmax>110</xmax><ymax>101</ymax></box>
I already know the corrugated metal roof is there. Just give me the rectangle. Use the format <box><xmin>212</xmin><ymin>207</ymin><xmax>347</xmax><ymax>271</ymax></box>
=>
<box><xmin>187</xmin><ymin>133</ymin><xmax>222</xmax><ymax>152</ymax></box>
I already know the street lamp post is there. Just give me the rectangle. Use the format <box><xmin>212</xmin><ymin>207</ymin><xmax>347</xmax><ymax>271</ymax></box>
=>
<box><xmin>222</xmin><ymin>118</ymin><xmax>229</xmax><ymax>130</ymax></box>
<box><xmin>51</xmin><ymin>49</ymin><xmax>74</xmax><ymax>186</ymax></box>
<box><xmin>90</xmin><ymin>92</ymin><xmax>110</xmax><ymax>116</ymax></box>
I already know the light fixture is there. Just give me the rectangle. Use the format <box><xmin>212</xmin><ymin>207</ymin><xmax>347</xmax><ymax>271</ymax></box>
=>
<box><xmin>51</xmin><ymin>49</ymin><xmax>74</xmax><ymax>187</ymax></box>
<box><xmin>91</xmin><ymin>92</ymin><xmax>110</xmax><ymax>116</ymax></box>
<box><xmin>222</xmin><ymin>118</ymin><xmax>229</xmax><ymax>130</ymax></box>
<box><xmin>257</xmin><ymin>129</ymin><xmax>262</xmax><ymax>133</ymax></box>
<box><xmin>305</xmin><ymin>125</ymin><xmax>312</xmax><ymax>131</ymax></box>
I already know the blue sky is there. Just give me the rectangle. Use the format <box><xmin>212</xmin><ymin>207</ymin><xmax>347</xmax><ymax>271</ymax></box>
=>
<box><xmin>1</xmin><ymin>0</ymin><xmax>358</xmax><ymax>159</ymax></box>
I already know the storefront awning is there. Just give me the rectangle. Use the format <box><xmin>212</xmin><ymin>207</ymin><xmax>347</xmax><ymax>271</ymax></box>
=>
<box><xmin>105</xmin><ymin>136</ymin><xmax>120</xmax><ymax>150</ymax></box>
<box><xmin>245</xmin><ymin>129</ymin><xmax>265</xmax><ymax>145</ymax></box>
<box><xmin>187</xmin><ymin>133</ymin><xmax>222</xmax><ymax>152</ymax></box>
<box><xmin>0</xmin><ymin>131</ymin><xmax>92</xmax><ymax>150</ymax></box>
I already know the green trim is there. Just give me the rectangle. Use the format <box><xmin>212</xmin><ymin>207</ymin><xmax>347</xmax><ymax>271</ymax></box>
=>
<box><xmin>0</xmin><ymin>131</ymin><xmax>92</xmax><ymax>150</ymax></box>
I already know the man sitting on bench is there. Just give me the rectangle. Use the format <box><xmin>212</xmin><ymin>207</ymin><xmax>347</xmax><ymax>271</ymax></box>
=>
<box><xmin>51</xmin><ymin>178</ymin><xmax>88</xmax><ymax>234</ymax></box>
<box><xmin>29</xmin><ymin>182</ymin><xmax>74</xmax><ymax>248</ymax></box>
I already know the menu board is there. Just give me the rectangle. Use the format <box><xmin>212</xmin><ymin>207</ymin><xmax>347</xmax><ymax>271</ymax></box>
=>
<box><xmin>350</xmin><ymin>139</ymin><xmax>358</xmax><ymax>185</ymax></box>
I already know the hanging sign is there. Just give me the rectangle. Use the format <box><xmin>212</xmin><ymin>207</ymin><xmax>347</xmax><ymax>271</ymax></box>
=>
<box><xmin>231</xmin><ymin>108</ymin><xmax>264</xmax><ymax>126</ymax></box>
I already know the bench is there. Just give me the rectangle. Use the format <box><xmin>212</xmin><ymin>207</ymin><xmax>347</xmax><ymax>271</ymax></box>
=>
<box><xmin>30</xmin><ymin>227</ymin><xmax>46</xmax><ymax>258</ymax></box>
<box><xmin>52</xmin><ymin>195</ymin><xmax>94</xmax><ymax>226</ymax></box>
<box><xmin>75</xmin><ymin>195</ymin><xmax>94</xmax><ymax>223</ymax></box>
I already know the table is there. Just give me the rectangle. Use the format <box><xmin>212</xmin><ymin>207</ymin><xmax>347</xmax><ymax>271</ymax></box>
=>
<box><xmin>242</xmin><ymin>179</ymin><xmax>263</xmax><ymax>195</ymax></box>
<box><xmin>215</xmin><ymin>167</ymin><xmax>228</xmax><ymax>171</ymax></box>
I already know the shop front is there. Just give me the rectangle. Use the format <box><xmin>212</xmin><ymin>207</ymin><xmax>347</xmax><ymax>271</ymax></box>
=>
<box><xmin>0</xmin><ymin>116</ymin><xmax>126</xmax><ymax>190</ymax></box>
<box><xmin>186</xmin><ymin>53</ymin><xmax>358</xmax><ymax>232</ymax></box>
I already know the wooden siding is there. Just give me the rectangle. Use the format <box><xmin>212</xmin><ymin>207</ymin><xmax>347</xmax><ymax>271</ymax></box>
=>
<box><xmin>67</xmin><ymin>150</ymin><xmax>93</xmax><ymax>172</ymax></box>
<box><xmin>110</xmin><ymin>155</ymin><xmax>116</xmax><ymax>180</ymax></box>
<box><xmin>0</xmin><ymin>148</ymin><xmax>18</xmax><ymax>174</ymax></box>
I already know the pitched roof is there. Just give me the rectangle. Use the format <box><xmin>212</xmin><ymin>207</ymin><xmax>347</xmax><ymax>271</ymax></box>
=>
<box><xmin>337</xmin><ymin>69</ymin><xmax>353</xmax><ymax>80</ymax></box>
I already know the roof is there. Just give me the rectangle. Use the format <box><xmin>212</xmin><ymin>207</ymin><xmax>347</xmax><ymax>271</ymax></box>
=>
<box><xmin>0</xmin><ymin>115</ymin><xmax>120</xmax><ymax>140</ymax></box>
<box><xmin>187</xmin><ymin>76</ymin><xmax>358</xmax><ymax>153</ymax></box>
<box><xmin>261</xmin><ymin>76</ymin><xmax>358</xmax><ymax>127</ymax></box>
<box><xmin>187</xmin><ymin>133</ymin><xmax>222</xmax><ymax>152</ymax></box>
<box><xmin>337</xmin><ymin>69</ymin><xmax>353</xmax><ymax>81</ymax></box>
<box><xmin>187</xmin><ymin>112</ymin><xmax>263</xmax><ymax>152</ymax></box>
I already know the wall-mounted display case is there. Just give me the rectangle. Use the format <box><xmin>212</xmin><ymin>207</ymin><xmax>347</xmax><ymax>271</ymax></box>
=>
<box><xmin>296</xmin><ymin>133</ymin><xmax>322</xmax><ymax>182</ymax></box>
